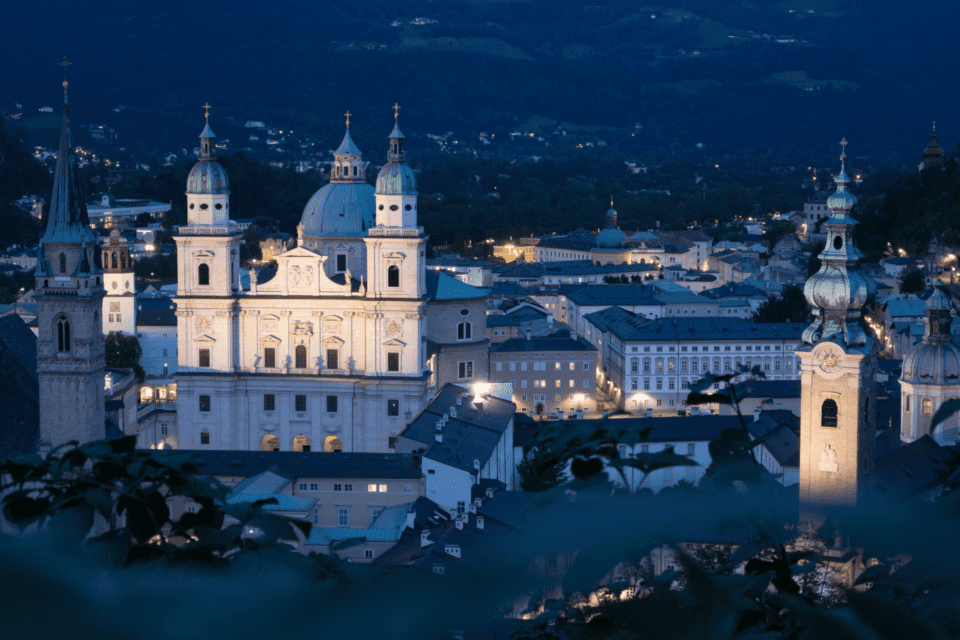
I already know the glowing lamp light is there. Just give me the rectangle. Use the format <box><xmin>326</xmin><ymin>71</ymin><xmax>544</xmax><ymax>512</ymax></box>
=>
<box><xmin>473</xmin><ymin>382</ymin><xmax>491</xmax><ymax>396</ymax></box>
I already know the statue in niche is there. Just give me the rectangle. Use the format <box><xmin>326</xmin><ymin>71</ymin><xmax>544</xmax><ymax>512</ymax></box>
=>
<box><xmin>344</xmin><ymin>268</ymin><xmax>353</xmax><ymax>293</ymax></box>
<box><xmin>304</xmin><ymin>266</ymin><xmax>314</xmax><ymax>286</ymax></box>
<box><xmin>249</xmin><ymin>268</ymin><xmax>258</xmax><ymax>286</ymax></box>
<box><xmin>819</xmin><ymin>444</ymin><xmax>839</xmax><ymax>473</ymax></box>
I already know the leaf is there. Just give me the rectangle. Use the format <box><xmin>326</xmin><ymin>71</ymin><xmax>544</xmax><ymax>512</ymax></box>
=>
<box><xmin>932</xmin><ymin>398</ymin><xmax>960</xmax><ymax>433</ymax></box>
<box><xmin>82</xmin><ymin>488</ymin><xmax>115</xmax><ymax>518</ymax></box>
<box><xmin>686</xmin><ymin>391</ymin><xmax>732</xmax><ymax>406</ymax></box>
<box><xmin>3</xmin><ymin>495</ymin><xmax>51</xmax><ymax>526</ymax></box>
<box><xmin>854</xmin><ymin>563</ymin><xmax>890</xmax><ymax>585</ymax></box>
<box><xmin>331</xmin><ymin>536</ymin><xmax>367</xmax><ymax>551</ymax></box>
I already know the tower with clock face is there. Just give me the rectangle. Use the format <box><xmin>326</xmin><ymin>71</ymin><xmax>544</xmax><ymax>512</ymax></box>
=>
<box><xmin>795</xmin><ymin>141</ymin><xmax>877</xmax><ymax>512</ymax></box>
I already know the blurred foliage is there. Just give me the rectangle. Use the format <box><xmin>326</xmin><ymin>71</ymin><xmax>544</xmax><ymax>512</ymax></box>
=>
<box><xmin>751</xmin><ymin>284</ymin><xmax>811</xmax><ymax>324</ymax></box>
<box><xmin>104</xmin><ymin>331</ymin><xmax>144</xmax><ymax>382</ymax></box>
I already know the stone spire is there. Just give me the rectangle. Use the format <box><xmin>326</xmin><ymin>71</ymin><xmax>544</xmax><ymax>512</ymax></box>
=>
<box><xmin>198</xmin><ymin>103</ymin><xmax>216</xmax><ymax>161</ymax></box>
<box><xmin>922</xmin><ymin>121</ymin><xmax>945</xmax><ymax>169</ymax></box>
<box><xmin>41</xmin><ymin>77</ymin><xmax>96</xmax><ymax>248</ymax></box>
<box><xmin>801</xmin><ymin>140</ymin><xmax>877</xmax><ymax>348</ymax></box>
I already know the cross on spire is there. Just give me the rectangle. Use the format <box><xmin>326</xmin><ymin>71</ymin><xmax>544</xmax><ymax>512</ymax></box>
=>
<box><xmin>933</xmin><ymin>120</ymin><xmax>937</xmax><ymax>134</ymax></box>
<box><xmin>839</xmin><ymin>137</ymin><xmax>848</xmax><ymax>169</ymax></box>
<box><xmin>393</xmin><ymin>103</ymin><xmax>401</xmax><ymax>120</ymax></box>
<box><xmin>60</xmin><ymin>56</ymin><xmax>71</xmax><ymax>100</ymax></box>
<box><xmin>203</xmin><ymin>103</ymin><xmax>212</xmax><ymax>120</ymax></box>
<box><xmin>345</xmin><ymin>111</ymin><xmax>351</xmax><ymax>127</ymax></box>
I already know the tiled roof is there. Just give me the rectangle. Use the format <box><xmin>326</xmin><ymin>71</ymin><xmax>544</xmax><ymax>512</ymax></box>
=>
<box><xmin>584</xmin><ymin>306</ymin><xmax>803</xmax><ymax>342</ymax></box>
<box><xmin>177</xmin><ymin>450</ymin><xmax>423</xmax><ymax>479</ymax></box>
<box><xmin>231</xmin><ymin>470</ymin><xmax>290</xmax><ymax>496</ymax></box>
<box><xmin>489</xmin><ymin>334</ymin><xmax>596</xmax><ymax>353</ymax></box>
<box><xmin>227</xmin><ymin>492</ymin><xmax>317</xmax><ymax>512</ymax></box>
<box><xmin>399</xmin><ymin>384</ymin><xmax>515</xmax><ymax>473</ymax></box>
<box><xmin>565</xmin><ymin>284</ymin><xmax>662</xmax><ymax>307</ymax></box>
<box><xmin>425</xmin><ymin>270</ymin><xmax>488</xmax><ymax>301</ymax></box>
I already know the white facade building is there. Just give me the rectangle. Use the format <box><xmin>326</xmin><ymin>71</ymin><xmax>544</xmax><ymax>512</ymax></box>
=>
<box><xmin>173</xmin><ymin>114</ymin><xmax>430</xmax><ymax>454</ymax></box>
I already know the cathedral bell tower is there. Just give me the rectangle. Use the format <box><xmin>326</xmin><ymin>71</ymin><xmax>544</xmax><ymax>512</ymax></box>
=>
<box><xmin>34</xmin><ymin>74</ymin><xmax>106</xmax><ymax>448</ymax></box>
<box><xmin>366</xmin><ymin>106</ymin><xmax>427</xmax><ymax>300</ymax></box>
<box><xmin>796</xmin><ymin>140</ymin><xmax>878</xmax><ymax>512</ymax></box>
<box><xmin>101</xmin><ymin>228</ymin><xmax>136</xmax><ymax>334</ymax></box>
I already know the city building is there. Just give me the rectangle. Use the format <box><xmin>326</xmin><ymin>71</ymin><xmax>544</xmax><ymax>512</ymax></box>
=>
<box><xmin>584</xmin><ymin>307</ymin><xmax>803</xmax><ymax>415</ymax></box>
<box><xmin>101</xmin><ymin>228</ymin><xmax>136</xmax><ymax>335</ymax></box>
<box><xmin>489</xmin><ymin>329</ymin><xmax>598</xmax><ymax>417</ymax></box>
<box><xmin>86</xmin><ymin>194</ymin><xmax>172</xmax><ymax>229</ymax></box>
<box><xmin>173</xmin><ymin>111</ymin><xmax>430</xmax><ymax>454</ymax></box>
<box><xmin>33</xmin><ymin>81</ymin><xmax>106</xmax><ymax>449</ymax></box>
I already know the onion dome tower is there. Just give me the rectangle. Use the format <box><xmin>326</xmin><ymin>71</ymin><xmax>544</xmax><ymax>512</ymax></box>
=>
<box><xmin>185</xmin><ymin>105</ymin><xmax>230</xmax><ymax>226</ymax></box>
<box><xmin>922</xmin><ymin>122</ymin><xmax>945</xmax><ymax>170</ymax></box>
<box><xmin>300</xmin><ymin>113</ymin><xmax>376</xmax><ymax>240</ymax></box>
<box><xmin>34</xmin><ymin>67</ymin><xmax>106</xmax><ymax>448</ymax></box>
<box><xmin>594</xmin><ymin>199</ymin><xmax>627</xmax><ymax>249</ymax></box>
<box><xmin>796</xmin><ymin>139</ymin><xmax>878</xmax><ymax>512</ymax></box>
<box><xmin>900</xmin><ymin>280</ymin><xmax>960</xmax><ymax>444</ymax></box>
<box><xmin>374</xmin><ymin>108</ymin><xmax>418</xmax><ymax>228</ymax></box>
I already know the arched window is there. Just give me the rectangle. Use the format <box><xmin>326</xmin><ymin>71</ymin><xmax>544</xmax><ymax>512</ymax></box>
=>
<box><xmin>387</xmin><ymin>265</ymin><xmax>400</xmax><ymax>288</ymax></box>
<box><xmin>292</xmin><ymin>435</ymin><xmax>311</xmax><ymax>452</ymax></box>
<box><xmin>198</xmin><ymin>263</ymin><xmax>210</xmax><ymax>286</ymax></box>
<box><xmin>923</xmin><ymin>398</ymin><xmax>932</xmax><ymax>415</ymax></box>
<box><xmin>261</xmin><ymin>434</ymin><xmax>280</xmax><ymax>451</ymax></box>
<box><xmin>111</xmin><ymin>252</ymin><xmax>118</xmax><ymax>269</ymax></box>
<box><xmin>56</xmin><ymin>316</ymin><xmax>71</xmax><ymax>352</ymax></box>
<box><xmin>864</xmin><ymin>397</ymin><xmax>870</xmax><ymax>423</ymax></box>
<box><xmin>821</xmin><ymin>399</ymin><xmax>838</xmax><ymax>428</ymax></box>
<box><xmin>59</xmin><ymin>252</ymin><xmax>66</xmax><ymax>274</ymax></box>
<box><xmin>323</xmin><ymin>435</ymin><xmax>343</xmax><ymax>452</ymax></box>
<box><xmin>295</xmin><ymin>345</ymin><xmax>307</xmax><ymax>369</ymax></box>
<box><xmin>120</xmin><ymin>253</ymin><xmax>126</xmax><ymax>270</ymax></box>
<box><xmin>457</xmin><ymin>321</ymin><xmax>472</xmax><ymax>341</ymax></box>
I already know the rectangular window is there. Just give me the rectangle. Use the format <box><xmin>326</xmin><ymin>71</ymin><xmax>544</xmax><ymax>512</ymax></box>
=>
<box><xmin>403</xmin><ymin>484</ymin><xmax>411</xmax><ymax>493</ymax></box>
<box><xmin>334</xmin><ymin>484</ymin><xmax>342</xmax><ymax>491</ymax></box>
<box><xmin>584</xmin><ymin>362</ymin><xmax>589</xmax><ymax>370</ymax></box>
<box><xmin>687</xmin><ymin>443</ymin><xmax>695</xmax><ymax>456</ymax></box>
<box><xmin>199</xmin><ymin>349</ymin><xmax>210</xmax><ymax>368</ymax></box>
<box><xmin>368</xmin><ymin>484</ymin><xmax>378</xmax><ymax>492</ymax></box>
<box><xmin>641</xmin><ymin>444</ymin><xmax>649</xmax><ymax>453</ymax></box>
<box><xmin>310</xmin><ymin>483</ymin><xmax>318</xmax><ymax>491</ymax></box>
<box><xmin>364</xmin><ymin>549</ymin><xmax>374</xmax><ymax>559</ymax></box>
<box><xmin>337</xmin><ymin>507</ymin><xmax>350</xmax><ymax>527</ymax></box>
<box><xmin>387</xmin><ymin>399</ymin><xmax>399</xmax><ymax>416</ymax></box>
<box><xmin>583</xmin><ymin>379</ymin><xmax>589</xmax><ymax>388</ymax></box>
<box><xmin>555</xmin><ymin>394</ymin><xmax>561</xmax><ymax>401</ymax></box>
<box><xmin>379</xmin><ymin>484</ymin><xmax>387</xmax><ymax>492</ymax></box>
<box><xmin>327</xmin><ymin>348</ymin><xmax>339</xmax><ymax>370</ymax></box>
<box><xmin>264</xmin><ymin>348</ymin><xmax>276</xmax><ymax>368</ymax></box>
<box><xmin>458</xmin><ymin>361</ymin><xmax>474</xmax><ymax>379</ymax></box>
<box><xmin>569</xmin><ymin>379</ymin><xmax>575</xmax><ymax>388</ymax></box>
<box><xmin>295</xmin><ymin>394</ymin><xmax>307</xmax><ymax>412</ymax></box>
<box><xmin>457</xmin><ymin>501</ymin><xmax>466</xmax><ymax>514</ymax></box>
<box><xmin>199</xmin><ymin>395</ymin><xmax>211</xmax><ymax>412</ymax></box>
<box><xmin>554</xmin><ymin>362</ymin><xmax>561</xmax><ymax>370</ymax></box>
<box><xmin>264</xmin><ymin>394</ymin><xmax>275</xmax><ymax>411</ymax></box>
<box><xmin>327</xmin><ymin>395</ymin><xmax>338</xmax><ymax>413</ymax></box>
<box><xmin>496</xmin><ymin>362</ymin><xmax>502</xmax><ymax>371</ymax></box>
<box><xmin>644</xmin><ymin>379</ymin><xmax>650</xmax><ymax>390</ymax></box>
<box><xmin>668</xmin><ymin>379</ymin><xmax>675</xmax><ymax>390</ymax></box>
<box><xmin>569</xmin><ymin>362</ymin><xmax>575</xmax><ymax>370</ymax></box>
<box><xmin>161</xmin><ymin>425</ymin><xmax>168</xmax><ymax>435</ymax></box>
<box><xmin>554</xmin><ymin>380</ymin><xmax>561</xmax><ymax>388</ymax></box>
<box><xmin>370</xmin><ymin>506</ymin><xmax>383</xmax><ymax>521</ymax></box>
<box><xmin>521</xmin><ymin>380</ymin><xmax>527</xmax><ymax>388</ymax></box>
<box><xmin>336</xmin><ymin>254</ymin><xmax>347</xmax><ymax>272</ymax></box>
<box><xmin>344</xmin><ymin>484</ymin><xmax>352</xmax><ymax>491</ymax></box>
<box><xmin>388</xmin><ymin>352</ymin><xmax>400</xmax><ymax>372</ymax></box>
<box><xmin>200</xmin><ymin>431</ymin><xmax>210</xmax><ymax>445</ymax></box>
<box><xmin>656</xmin><ymin>379</ymin><xmax>663</xmax><ymax>390</ymax></box>
<box><xmin>299</xmin><ymin>483</ymin><xmax>308</xmax><ymax>490</ymax></box>
<box><xmin>643</xmin><ymin>361</ymin><xmax>650</xmax><ymax>373</ymax></box>
<box><xmin>521</xmin><ymin>394</ymin><xmax>528</xmax><ymax>401</ymax></box>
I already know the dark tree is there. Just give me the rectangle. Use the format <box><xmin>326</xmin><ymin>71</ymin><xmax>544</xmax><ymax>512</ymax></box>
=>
<box><xmin>517</xmin><ymin>448</ymin><xmax>569</xmax><ymax>492</ymax></box>
<box><xmin>751</xmin><ymin>285</ymin><xmax>810</xmax><ymax>323</ymax></box>
<box><xmin>105</xmin><ymin>331</ymin><xmax>145</xmax><ymax>382</ymax></box>
<box><xmin>900</xmin><ymin>268</ymin><xmax>925</xmax><ymax>295</ymax></box>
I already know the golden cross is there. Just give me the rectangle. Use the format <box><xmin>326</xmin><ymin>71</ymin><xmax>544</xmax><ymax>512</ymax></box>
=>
<box><xmin>840</xmin><ymin>137</ymin><xmax>848</xmax><ymax>155</ymax></box>
<box><xmin>203</xmin><ymin>103</ymin><xmax>212</xmax><ymax>120</ymax></box>
<box><xmin>59</xmin><ymin>55</ymin><xmax>71</xmax><ymax>72</ymax></box>
<box><xmin>393</xmin><ymin>102</ymin><xmax>401</xmax><ymax>120</ymax></box>
<box><xmin>345</xmin><ymin>111</ymin><xmax>351</xmax><ymax>127</ymax></box>
<box><xmin>60</xmin><ymin>56</ymin><xmax>71</xmax><ymax>94</ymax></box>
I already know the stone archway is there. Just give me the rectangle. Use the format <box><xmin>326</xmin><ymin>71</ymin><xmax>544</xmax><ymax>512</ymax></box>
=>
<box><xmin>293</xmin><ymin>435</ymin><xmax>312</xmax><ymax>452</ymax></box>
<box><xmin>261</xmin><ymin>434</ymin><xmax>280</xmax><ymax>451</ymax></box>
<box><xmin>323</xmin><ymin>435</ymin><xmax>343</xmax><ymax>452</ymax></box>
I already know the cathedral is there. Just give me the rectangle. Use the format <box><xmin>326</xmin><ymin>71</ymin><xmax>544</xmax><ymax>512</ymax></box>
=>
<box><xmin>172</xmin><ymin>110</ymin><xmax>433</xmax><ymax>454</ymax></box>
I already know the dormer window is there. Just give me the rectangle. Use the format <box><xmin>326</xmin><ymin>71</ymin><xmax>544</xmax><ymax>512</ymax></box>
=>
<box><xmin>59</xmin><ymin>252</ymin><xmax>66</xmax><ymax>274</ymax></box>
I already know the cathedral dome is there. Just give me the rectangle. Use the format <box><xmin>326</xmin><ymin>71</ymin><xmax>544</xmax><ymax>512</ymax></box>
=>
<box><xmin>375</xmin><ymin>161</ymin><xmax>417</xmax><ymax>196</ymax></box>
<box><xmin>186</xmin><ymin>160</ymin><xmax>230</xmax><ymax>195</ymax></box>
<box><xmin>901</xmin><ymin>342</ymin><xmax>960</xmax><ymax>386</ymax></box>
<box><xmin>301</xmin><ymin>182</ymin><xmax>376</xmax><ymax>236</ymax></box>
<box><xmin>595</xmin><ymin>227</ymin><xmax>627</xmax><ymax>249</ymax></box>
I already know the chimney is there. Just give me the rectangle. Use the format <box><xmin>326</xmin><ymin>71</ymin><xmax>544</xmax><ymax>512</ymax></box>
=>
<box><xmin>485</xmin><ymin>487</ymin><xmax>495</xmax><ymax>499</ymax></box>
<box><xmin>456</xmin><ymin>517</ymin><xmax>464</xmax><ymax>530</ymax></box>
<box><xmin>525</xmin><ymin>328</ymin><xmax>532</xmax><ymax>340</ymax></box>
<box><xmin>473</xmin><ymin>497</ymin><xmax>482</xmax><ymax>508</ymax></box>
<box><xmin>445</xmin><ymin>544</ymin><xmax>461</xmax><ymax>559</ymax></box>
<box><xmin>753</xmin><ymin>407</ymin><xmax>761</xmax><ymax>422</ymax></box>
<box><xmin>570</xmin><ymin>331</ymin><xmax>578</xmax><ymax>342</ymax></box>
<box><xmin>421</xmin><ymin>530</ymin><xmax>432</xmax><ymax>547</ymax></box>
<box><xmin>646</xmin><ymin>408</ymin><xmax>653</xmax><ymax>418</ymax></box>
<box><xmin>547</xmin><ymin>315</ymin><xmax>554</xmax><ymax>325</ymax></box>
<box><xmin>405</xmin><ymin>508</ymin><xmax>416</xmax><ymax>530</ymax></box>
<box><xmin>435</xmin><ymin>433</ymin><xmax>443</xmax><ymax>443</ymax></box>
<box><xmin>476</xmin><ymin>516</ymin><xmax>484</xmax><ymax>530</ymax></box>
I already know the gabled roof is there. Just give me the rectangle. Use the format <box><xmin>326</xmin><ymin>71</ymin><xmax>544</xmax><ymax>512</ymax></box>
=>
<box><xmin>489</xmin><ymin>334</ymin><xmax>596</xmax><ymax>353</ymax></box>
<box><xmin>425</xmin><ymin>270</ymin><xmax>488</xmax><ymax>301</ymax></box>
<box><xmin>584</xmin><ymin>306</ymin><xmax>804</xmax><ymax>343</ymax></box>
<box><xmin>0</xmin><ymin>314</ymin><xmax>39</xmax><ymax>457</ymax></box>
<box><xmin>400</xmin><ymin>384</ymin><xmax>515</xmax><ymax>473</ymax></box>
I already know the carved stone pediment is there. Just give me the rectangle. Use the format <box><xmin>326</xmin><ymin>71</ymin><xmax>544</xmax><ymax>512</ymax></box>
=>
<box><xmin>291</xmin><ymin>320</ymin><xmax>314</xmax><ymax>336</ymax></box>
<box><xmin>257</xmin><ymin>334</ymin><xmax>282</xmax><ymax>345</ymax></box>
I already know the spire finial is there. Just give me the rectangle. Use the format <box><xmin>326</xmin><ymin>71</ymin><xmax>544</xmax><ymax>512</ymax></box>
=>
<box><xmin>610</xmin><ymin>195</ymin><xmax>614</xmax><ymax>208</ymax></box>
<box><xmin>203</xmin><ymin>103</ymin><xmax>211</xmax><ymax>120</ymax></box>
<box><xmin>933</xmin><ymin>120</ymin><xmax>937</xmax><ymax>134</ymax></box>
<box><xmin>345</xmin><ymin>111</ymin><xmax>351</xmax><ymax>128</ymax></box>
<box><xmin>60</xmin><ymin>56</ymin><xmax>71</xmax><ymax>103</ymax></box>
<box><xmin>393</xmin><ymin>103</ymin><xmax>401</xmax><ymax>120</ymax></box>
<box><xmin>839</xmin><ymin>137</ymin><xmax>848</xmax><ymax>169</ymax></box>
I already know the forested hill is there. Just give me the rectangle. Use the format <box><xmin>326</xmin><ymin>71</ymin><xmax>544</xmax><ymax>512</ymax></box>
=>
<box><xmin>1</xmin><ymin>0</ymin><xmax>958</xmax><ymax>162</ymax></box>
